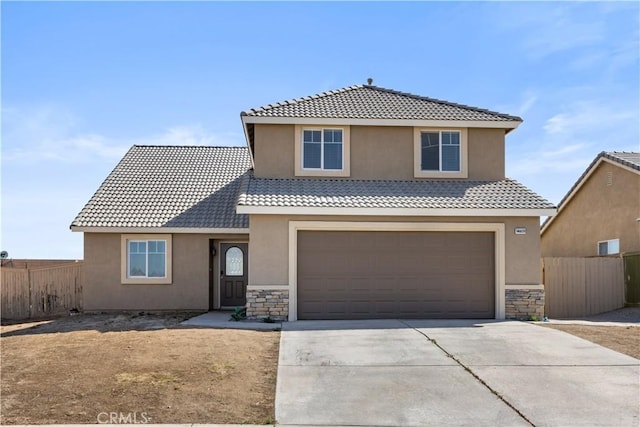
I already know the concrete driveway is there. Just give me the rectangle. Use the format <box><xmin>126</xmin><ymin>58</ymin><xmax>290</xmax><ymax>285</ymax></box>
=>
<box><xmin>275</xmin><ymin>319</ymin><xmax>639</xmax><ymax>426</ymax></box>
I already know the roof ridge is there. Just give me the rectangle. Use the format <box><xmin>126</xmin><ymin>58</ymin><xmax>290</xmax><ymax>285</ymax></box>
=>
<box><xmin>241</xmin><ymin>85</ymin><xmax>364</xmax><ymax>115</ymax></box>
<box><xmin>241</xmin><ymin>84</ymin><xmax>522</xmax><ymax>121</ymax></box>
<box><xmin>602</xmin><ymin>151</ymin><xmax>640</xmax><ymax>171</ymax></box>
<box><xmin>132</xmin><ymin>144</ymin><xmax>247</xmax><ymax>149</ymax></box>
<box><xmin>363</xmin><ymin>85</ymin><xmax>522</xmax><ymax>121</ymax></box>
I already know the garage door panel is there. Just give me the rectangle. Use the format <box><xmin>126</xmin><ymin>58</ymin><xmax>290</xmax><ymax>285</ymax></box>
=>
<box><xmin>297</xmin><ymin>231</ymin><xmax>495</xmax><ymax>320</ymax></box>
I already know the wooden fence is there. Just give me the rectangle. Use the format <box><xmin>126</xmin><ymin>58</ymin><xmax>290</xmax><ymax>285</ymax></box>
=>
<box><xmin>542</xmin><ymin>257</ymin><xmax>625</xmax><ymax>318</ymax></box>
<box><xmin>1</xmin><ymin>262</ymin><xmax>83</xmax><ymax>320</ymax></box>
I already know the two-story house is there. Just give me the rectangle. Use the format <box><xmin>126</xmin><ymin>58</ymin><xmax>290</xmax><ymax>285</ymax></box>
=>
<box><xmin>71</xmin><ymin>84</ymin><xmax>555</xmax><ymax>320</ymax></box>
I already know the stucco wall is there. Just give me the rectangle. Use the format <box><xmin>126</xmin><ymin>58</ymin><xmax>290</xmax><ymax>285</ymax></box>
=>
<box><xmin>350</xmin><ymin>126</ymin><xmax>414</xmax><ymax>180</ymax></box>
<box><xmin>248</xmin><ymin>215</ymin><xmax>541</xmax><ymax>287</ymax></box>
<box><xmin>541</xmin><ymin>162</ymin><xmax>640</xmax><ymax>257</ymax></box>
<box><xmin>253</xmin><ymin>124</ymin><xmax>295</xmax><ymax>178</ymax></box>
<box><xmin>467</xmin><ymin>128</ymin><xmax>505</xmax><ymax>180</ymax></box>
<box><xmin>252</xmin><ymin>124</ymin><xmax>506</xmax><ymax>180</ymax></box>
<box><xmin>83</xmin><ymin>233</ymin><xmax>248</xmax><ymax>311</ymax></box>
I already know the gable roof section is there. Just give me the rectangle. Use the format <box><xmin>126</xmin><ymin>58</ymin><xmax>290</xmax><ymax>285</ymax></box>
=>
<box><xmin>241</xmin><ymin>85</ymin><xmax>522</xmax><ymax>122</ymax></box>
<box><xmin>237</xmin><ymin>174</ymin><xmax>555</xmax><ymax>216</ymax></box>
<box><xmin>541</xmin><ymin>151</ymin><xmax>640</xmax><ymax>234</ymax></box>
<box><xmin>71</xmin><ymin>145</ymin><xmax>251</xmax><ymax>231</ymax></box>
<box><xmin>605</xmin><ymin>151</ymin><xmax>640</xmax><ymax>171</ymax></box>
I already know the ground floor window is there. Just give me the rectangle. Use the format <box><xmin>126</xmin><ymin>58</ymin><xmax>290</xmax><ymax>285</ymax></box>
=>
<box><xmin>598</xmin><ymin>238</ymin><xmax>619</xmax><ymax>256</ymax></box>
<box><xmin>128</xmin><ymin>240</ymin><xmax>166</xmax><ymax>278</ymax></box>
<box><xmin>121</xmin><ymin>234</ymin><xmax>172</xmax><ymax>284</ymax></box>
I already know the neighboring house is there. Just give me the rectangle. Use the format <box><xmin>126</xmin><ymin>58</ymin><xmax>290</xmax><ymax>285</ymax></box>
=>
<box><xmin>71</xmin><ymin>84</ymin><xmax>555</xmax><ymax>320</ymax></box>
<box><xmin>541</xmin><ymin>151</ymin><xmax>640</xmax><ymax>257</ymax></box>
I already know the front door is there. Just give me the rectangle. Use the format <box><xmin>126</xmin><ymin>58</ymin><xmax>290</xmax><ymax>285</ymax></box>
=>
<box><xmin>220</xmin><ymin>243</ymin><xmax>248</xmax><ymax>307</ymax></box>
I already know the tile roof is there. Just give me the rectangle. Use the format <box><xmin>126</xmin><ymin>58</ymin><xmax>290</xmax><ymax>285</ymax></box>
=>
<box><xmin>238</xmin><ymin>175</ymin><xmax>555</xmax><ymax>211</ymax></box>
<box><xmin>241</xmin><ymin>85</ymin><xmax>522</xmax><ymax>122</ymax></box>
<box><xmin>541</xmin><ymin>151</ymin><xmax>640</xmax><ymax>232</ymax></box>
<box><xmin>604</xmin><ymin>151</ymin><xmax>640</xmax><ymax>171</ymax></box>
<box><xmin>71</xmin><ymin>145</ymin><xmax>251</xmax><ymax>229</ymax></box>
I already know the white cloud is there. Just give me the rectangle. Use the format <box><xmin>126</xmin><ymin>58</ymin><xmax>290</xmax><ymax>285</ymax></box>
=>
<box><xmin>543</xmin><ymin>102</ymin><xmax>636</xmax><ymax>136</ymax></box>
<box><xmin>494</xmin><ymin>3</ymin><xmax>605</xmax><ymax>60</ymax></box>
<box><xmin>507</xmin><ymin>98</ymin><xmax>638</xmax><ymax>188</ymax></box>
<box><xmin>1</xmin><ymin>105</ymin><xmax>243</xmax><ymax>164</ymax></box>
<box><xmin>516</xmin><ymin>91</ymin><xmax>538</xmax><ymax>116</ymax></box>
<box><xmin>493</xmin><ymin>2</ymin><xmax>637</xmax><ymax>63</ymax></box>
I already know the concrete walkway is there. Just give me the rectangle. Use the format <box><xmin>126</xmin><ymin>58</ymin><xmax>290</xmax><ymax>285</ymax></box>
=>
<box><xmin>276</xmin><ymin>319</ymin><xmax>639</xmax><ymax>426</ymax></box>
<box><xmin>180</xmin><ymin>311</ymin><xmax>281</xmax><ymax>330</ymax></box>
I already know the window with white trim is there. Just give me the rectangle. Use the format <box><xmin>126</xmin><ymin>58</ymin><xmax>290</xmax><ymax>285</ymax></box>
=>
<box><xmin>598</xmin><ymin>239</ymin><xmax>619</xmax><ymax>256</ymax></box>
<box><xmin>121</xmin><ymin>234</ymin><xmax>172</xmax><ymax>284</ymax></box>
<box><xmin>128</xmin><ymin>240</ymin><xmax>167</xmax><ymax>278</ymax></box>
<box><xmin>302</xmin><ymin>128</ymin><xmax>343</xmax><ymax>170</ymax></box>
<box><xmin>421</xmin><ymin>130</ymin><xmax>461</xmax><ymax>172</ymax></box>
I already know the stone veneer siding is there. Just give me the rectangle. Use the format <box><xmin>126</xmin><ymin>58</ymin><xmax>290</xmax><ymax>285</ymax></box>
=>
<box><xmin>505</xmin><ymin>288</ymin><xmax>545</xmax><ymax>320</ymax></box>
<box><xmin>246</xmin><ymin>289</ymin><xmax>289</xmax><ymax>321</ymax></box>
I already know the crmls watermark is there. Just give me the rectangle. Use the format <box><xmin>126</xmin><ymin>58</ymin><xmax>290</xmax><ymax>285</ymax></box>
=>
<box><xmin>96</xmin><ymin>412</ymin><xmax>150</xmax><ymax>424</ymax></box>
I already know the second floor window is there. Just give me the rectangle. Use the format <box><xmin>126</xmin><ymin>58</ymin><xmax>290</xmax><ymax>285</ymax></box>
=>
<box><xmin>303</xmin><ymin>129</ymin><xmax>343</xmax><ymax>170</ymax></box>
<box><xmin>421</xmin><ymin>131</ymin><xmax>461</xmax><ymax>172</ymax></box>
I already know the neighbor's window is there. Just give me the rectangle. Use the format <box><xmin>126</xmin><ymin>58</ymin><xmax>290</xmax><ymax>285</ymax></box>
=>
<box><xmin>598</xmin><ymin>239</ymin><xmax>620</xmax><ymax>256</ymax></box>
<box><xmin>128</xmin><ymin>240</ymin><xmax>167</xmax><ymax>278</ymax></box>
<box><xmin>421</xmin><ymin>130</ymin><xmax>461</xmax><ymax>172</ymax></box>
<box><xmin>303</xmin><ymin>128</ymin><xmax>343</xmax><ymax>170</ymax></box>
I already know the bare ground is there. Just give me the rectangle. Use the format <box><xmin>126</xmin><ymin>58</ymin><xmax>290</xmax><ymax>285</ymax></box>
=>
<box><xmin>541</xmin><ymin>307</ymin><xmax>640</xmax><ymax>360</ymax></box>
<box><xmin>0</xmin><ymin>313</ymin><xmax>280</xmax><ymax>425</ymax></box>
<box><xmin>542</xmin><ymin>324</ymin><xmax>639</xmax><ymax>359</ymax></box>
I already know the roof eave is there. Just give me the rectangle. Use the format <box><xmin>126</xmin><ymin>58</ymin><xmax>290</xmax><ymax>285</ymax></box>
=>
<box><xmin>236</xmin><ymin>206</ymin><xmax>556</xmax><ymax>217</ymax></box>
<box><xmin>241</xmin><ymin>116</ymin><xmax>521</xmax><ymax>130</ymax></box>
<box><xmin>240</xmin><ymin>114</ymin><xmax>256</xmax><ymax>168</ymax></box>
<box><xmin>70</xmin><ymin>226</ymin><xmax>250</xmax><ymax>234</ymax></box>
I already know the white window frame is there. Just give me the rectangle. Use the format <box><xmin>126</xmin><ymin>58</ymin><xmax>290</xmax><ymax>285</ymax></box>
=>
<box><xmin>121</xmin><ymin>234</ymin><xmax>172</xmax><ymax>284</ymax></box>
<box><xmin>414</xmin><ymin>127</ymin><xmax>468</xmax><ymax>178</ymax></box>
<box><xmin>294</xmin><ymin>124</ymin><xmax>350</xmax><ymax>177</ymax></box>
<box><xmin>597</xmin><ymin>238</ymin><xmax>620</xmax><ymax>256</ymax></box>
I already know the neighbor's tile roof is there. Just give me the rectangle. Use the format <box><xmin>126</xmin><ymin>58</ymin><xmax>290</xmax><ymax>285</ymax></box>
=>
<box><xmin>238</xmin><ymin>175</ymin><xmax>554</xmax><ymax>210</ymax></box>
<box><xmin>604</xmin><ymin>151</ymin><xmax>640</xmax><ymax>171</ymax></box>
<box><xmin>71</xmin><ymin>145</ymin><xmax>251</xmax><ymax>228</ymax></box>
<box><xmin>241</xmin><ymin>85</ymin><xmax>522</xmax><ymax>122</ymax></box>
<box><xmin>541</xmin><ymin>151</ymin><xmax>639</xmax><ymax>232</ymax></box>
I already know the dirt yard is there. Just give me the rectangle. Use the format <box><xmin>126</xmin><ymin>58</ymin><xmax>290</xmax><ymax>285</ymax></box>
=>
<box><xmin>543</xmin><ymin>324</ymin><xmax>639</xmax><ymax>359</ymax></box>
<box><xmin>540</xmin><ymin>308</ymin><xmax>640</xmax><ymax>359</ymax></box>
<box><xmin>1</xmin><ymin>313</ymin><xmax>280</xmax><ymax>424</ymax></box>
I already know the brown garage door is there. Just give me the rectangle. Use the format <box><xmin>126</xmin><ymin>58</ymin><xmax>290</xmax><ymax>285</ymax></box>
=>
<box><xmin>297</xmin><ymin>230</ymin><xmax>495</xmax><ymax>320</ymax></box>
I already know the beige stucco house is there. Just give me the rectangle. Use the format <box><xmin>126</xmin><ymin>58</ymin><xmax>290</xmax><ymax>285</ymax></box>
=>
<box><xmin>541</xmin><ymin>151</ymin><xmax>640</xmax><ymax>257</ymax></box>
<box><xmin>71</xmin><ymin>84</ymin><xmax>555</xmax><ymax>320</ymax></box>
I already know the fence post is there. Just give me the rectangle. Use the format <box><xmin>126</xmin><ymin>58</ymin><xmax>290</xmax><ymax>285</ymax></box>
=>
<box><xmin>28</xmin><ymin>268</ymin><xmax>33</xmax><ymax>318</ymax></box>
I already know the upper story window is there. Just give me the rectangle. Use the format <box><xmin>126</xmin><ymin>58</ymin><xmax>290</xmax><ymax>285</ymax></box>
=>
<box><xmin>295</xmin><ymin>125</ymin><xmax>350</xmax><ymax>177</ymax></box>
<box><xmin>414</xmin><ymin>128</ymin><xmax>468</xmax><ymax>178</ymax></box>
<box><xmin>421</xmin><ymin>131</ymin><xmax>461</xmax><ymax>172</ymax></box>
<box><xmin>598</xmin><ymin>239</ymin><xmax>619</xmax><ymax>256</ymax></box>
<box><xmin>303</xmin><ymin>129</ymin><xmax>343</xmax><ymax>170</ymax></box>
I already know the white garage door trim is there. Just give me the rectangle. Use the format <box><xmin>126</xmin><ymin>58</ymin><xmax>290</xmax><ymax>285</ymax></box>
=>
<box><xmin>288</xmin><ymin>221</ymin><xmax>506</xmax><ymax>321</ymax></box>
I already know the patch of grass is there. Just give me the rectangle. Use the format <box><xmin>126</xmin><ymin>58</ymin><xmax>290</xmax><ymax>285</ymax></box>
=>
<box><xmin>208</xmin><ymin>362</ymin><xmax>235</xmax><ymax>377</ymax></box>
<box><xmin>115</xmin><ymin>372</ymin><xmax>179</xmax><ymax>387</ymax></box>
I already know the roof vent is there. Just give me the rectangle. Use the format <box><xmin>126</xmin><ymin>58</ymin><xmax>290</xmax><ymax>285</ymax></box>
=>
<box><xmin>367</xmin><ymin>77</ymin><xmax>373</xmax><ymax>85</ymax></box>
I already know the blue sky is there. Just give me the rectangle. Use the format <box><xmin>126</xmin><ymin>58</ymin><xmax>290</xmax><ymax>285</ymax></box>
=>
<box><xmin>2</xmin><ymin>1</ymin><xmax>639</xmax><ymax>259</ymax></box>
